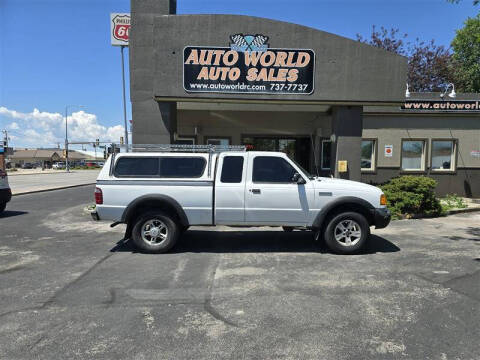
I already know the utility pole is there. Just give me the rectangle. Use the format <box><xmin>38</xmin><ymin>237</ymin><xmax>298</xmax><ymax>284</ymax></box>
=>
<box><xmin>65</xmin><ymin>108</ymin><xmax>69</xmax><ymax>172</ymax></box>
<box><xmin>64</xmin><ymin>105</ymin><xmax>84</xmax><ymax>172</ymax></box>
<box><xmin>2</xmin><ymin>130</ymin><xmax>8</xmax><ymax>147</ymax></box>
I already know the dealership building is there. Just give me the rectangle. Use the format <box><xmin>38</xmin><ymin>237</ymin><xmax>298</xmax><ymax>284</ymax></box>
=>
<box><xmin>128</xmin><ymin>0</ymin><xmax>480</xmax><ymax>197</ymax></box>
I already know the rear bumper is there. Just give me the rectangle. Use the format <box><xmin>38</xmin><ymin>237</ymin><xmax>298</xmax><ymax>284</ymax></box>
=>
<box><xmin>372</xmin><ymin>207</ymin><xmax>391</xmax><ymax>229</ymax></box>
<box><xmin>0</xmin><ymin>188</ymin><xmax>12</xmax><ymax>204</ymax></box>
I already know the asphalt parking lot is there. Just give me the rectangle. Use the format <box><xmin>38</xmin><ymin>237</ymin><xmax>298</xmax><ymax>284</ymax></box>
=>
<box><xmin>0</xmin><ymin>185</ymin><xmax>479</xmax><ymax>359</ymax></box>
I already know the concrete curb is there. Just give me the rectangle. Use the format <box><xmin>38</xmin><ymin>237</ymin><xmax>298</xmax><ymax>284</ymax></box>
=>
<box><xmin>7</xmin><ymin>170</ymin><xmax>99</xmax><ymax>177</ymax></box>
<box><xmin>7</xmin><ymin>171</ymin><xmax>67</xmax><ymax>176</ymax></box>
<box><xmin>394</xmin><ymin>206</ymin><xmax>480</xmax><ymax>220</ymax></box>
<box><xmin>12</xmin><ymin>183</ymin><xmax>96</xmax><ymax>196</ymax></box>
<box><xmin>445</xmin><ymin>207</ymin><xmax>480</xmax><ymax>215</ymax></box>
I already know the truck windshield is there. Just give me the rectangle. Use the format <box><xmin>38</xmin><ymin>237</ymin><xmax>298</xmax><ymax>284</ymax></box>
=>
<box><xmin>290</xmin><ymin>158</ymin><xmax>314</xmax><ymax>180</ymax></box>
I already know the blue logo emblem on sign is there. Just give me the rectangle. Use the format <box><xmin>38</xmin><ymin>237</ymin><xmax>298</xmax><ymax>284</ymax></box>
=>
<box><xmin>230</xmin><ymin>34</ymin><xmax>269</xmax><ymax>52</ymax></box>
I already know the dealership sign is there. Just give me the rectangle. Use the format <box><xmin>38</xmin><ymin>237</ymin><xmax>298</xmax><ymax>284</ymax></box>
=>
<box><xmin>110</xmin><ymin>13</ymin><xmax>130</xmax><ymax>46</ymax></box>
<box><xmin>183</xmin><ymin>34</ymin><xmax>315</xmax><ymax>95</ymax></box>
<box><xmin>402</xmin><ymin>100</ymin><xmax>480</xmax><ymax>111</ymax></box>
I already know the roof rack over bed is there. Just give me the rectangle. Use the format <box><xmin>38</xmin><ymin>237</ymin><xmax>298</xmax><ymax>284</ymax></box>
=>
<box><xmin>108</xmin><ymin>144</ymin><xmax>246</xmax><ymax>177</ymax></box>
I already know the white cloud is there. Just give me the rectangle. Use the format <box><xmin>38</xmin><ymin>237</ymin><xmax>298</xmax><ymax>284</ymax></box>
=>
<box><xmin>0</xmin><ymin>106</ymin><xmax>126</xmax><ymax>148</ymax></box>
<box><xmin>8</xmin><ymin>122</ymin><xmax>19</xmax><ymax>130</ymax></box>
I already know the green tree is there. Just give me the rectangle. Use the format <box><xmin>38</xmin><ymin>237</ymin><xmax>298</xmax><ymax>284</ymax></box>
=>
<box><xmin>357</xmin><ymin>26</ymin><xmax>454</xmax><ymax>92</ymax></box>
<box><xmin>446</xmin><ymin>0</ymin><xmax>479</xmax><ymax>5</ymax></box>
<box><xmin>451</xmin><ymin>14</ymin><xmax>480</xmax><ymax>92</ymax></box>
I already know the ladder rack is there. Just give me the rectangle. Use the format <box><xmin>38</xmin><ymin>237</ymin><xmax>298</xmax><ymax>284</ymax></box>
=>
<box><xmin>127</xmin><ymin>144</ymin><xmax>246</xmax><ymax>153</ymax></box>
<box><xmin>108</xmin><ymin>144</ymin><xmax>247</xmax><ymax>177</ymax></box>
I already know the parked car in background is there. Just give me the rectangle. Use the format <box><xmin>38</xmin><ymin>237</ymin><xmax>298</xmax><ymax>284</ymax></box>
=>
<box><xmin>92</xmin><ymin>146</ymin><xmax>391</xmax><ymax>254</ymax></box>
<box><xmin>21</xmin><ymin>163</ymin><xmax>36</xmax><ymax>169</ymax></box>
<box><xmin>0</xmin><ymin>169</ymin><xmax>12</xmax><ymax>214</ymax></box>
<box><xmin>52</xmin><ymin>162</ymin><xmax>65</xmax><ymax>169</ymax></box>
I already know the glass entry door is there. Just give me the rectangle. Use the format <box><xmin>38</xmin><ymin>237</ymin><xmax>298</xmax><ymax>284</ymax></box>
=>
<box><xmin>242</xmin><ymin>136</ymin><xmax>311</xmax><ymax>171</ymax></box>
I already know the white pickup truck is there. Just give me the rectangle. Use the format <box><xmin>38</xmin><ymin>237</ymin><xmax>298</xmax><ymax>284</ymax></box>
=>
<box><xmin>92</xmin><ymin>146</ymin><xmax>390</xmax><ymax>254</ymax></box>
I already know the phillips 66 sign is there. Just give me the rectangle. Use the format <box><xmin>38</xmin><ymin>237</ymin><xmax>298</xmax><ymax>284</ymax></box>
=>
<box><xmin>110</xmin><ymin>13</ymin><xmax>130</xmax><ymax>46</ymax></box>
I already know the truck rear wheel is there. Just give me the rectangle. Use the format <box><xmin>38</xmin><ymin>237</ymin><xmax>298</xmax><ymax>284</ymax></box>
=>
<box><xmin>324</xmin><ymin>212</ymin><xmax>369</xmax><ymax>254</ymax></box>
<box><xmin>0</xmin><ymin>202</ymin><xmax>5</xmax><ymax>214</ymax></box>
<box><xmin>131</xmin><ymin>212</ymin><xmax>179</xmax><ymax>253</ymax></box>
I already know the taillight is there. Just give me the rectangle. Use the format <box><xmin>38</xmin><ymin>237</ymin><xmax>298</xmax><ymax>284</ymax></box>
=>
<box><xmin>380</xmin><ymin>194</ymin><xmax>387</xmax><ymax>206</ymax></box>
<box><xmin>95</xmin><ymin>187</ymin><xmax>103</xmax><ymax>204</ymax></box>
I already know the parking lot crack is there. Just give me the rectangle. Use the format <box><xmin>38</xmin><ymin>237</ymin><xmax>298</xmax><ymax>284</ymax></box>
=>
<box><xmin>413</xmin><ymin>272</ymin><xmax>480</xmax><ymax>303</ymax></box>
<box><xmin>42</xmin><ymin>252</ymin><xmax>114</xmax><ymax>308</ymax></box>
<box><xmin>203</xmin><ymin>258</ymin><xmax>238</xmax><ymax>327</ymax></box>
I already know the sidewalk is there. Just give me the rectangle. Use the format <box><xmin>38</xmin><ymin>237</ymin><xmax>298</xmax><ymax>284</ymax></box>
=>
<box><xmin>7</xmin><ymin>168</ymin><xmax>72</xmax><ymax>176</ymax></box>
<box><xmin>8</xmin><ymin>170</ymin><xmax>100</xmax><ymax>195</ymax></box>
<box><xmin>446</xmin><ymin>197</ymin><xmax>480</xmax><ymax>214</ymax></box>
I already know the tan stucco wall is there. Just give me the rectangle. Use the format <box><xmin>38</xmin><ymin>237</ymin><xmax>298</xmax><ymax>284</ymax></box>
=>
<box><xmin>363</xmin><ymin>114</ymin><xmax>480</xmax><ymax>168</ymax></box>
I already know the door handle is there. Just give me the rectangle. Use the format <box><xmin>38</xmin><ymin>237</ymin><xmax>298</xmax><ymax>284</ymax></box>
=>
<box><xmin>250</xmin><ymin>189</ymin><xmax>261</xmax><ymax>194</ymax></box>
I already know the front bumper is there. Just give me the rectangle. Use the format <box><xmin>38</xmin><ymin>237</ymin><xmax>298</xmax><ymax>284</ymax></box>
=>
<box><xmin>372</xmin><ymin>207</ymin><xmax>391</xmax><ymax>229</ymax></box>
<box><xmin>0</xmin><ymin>188</ymin><xmax>12</xmax><ymax>204</ymax></box>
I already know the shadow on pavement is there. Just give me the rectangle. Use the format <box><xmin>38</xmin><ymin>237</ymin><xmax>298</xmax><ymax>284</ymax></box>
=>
<box><xmin>0</xmin><ymin>210</ymin><xmax>28</xmax><ymax>219</ymax></box>
<box><xmin>111</xmin><ymin>231</ymin><xmax>400</xmax><ymax>255</ymax></box>
<box><xmin>443</xmin><ymin>227</ymin><xmax>480</xmax><ymax>242</ymax></box>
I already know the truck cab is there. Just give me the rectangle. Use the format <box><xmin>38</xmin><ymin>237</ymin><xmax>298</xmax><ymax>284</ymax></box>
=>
<box><xmin>94</xmin><ymin>145</ymin><xmax>390</xmax><ymax>254</ymax></box>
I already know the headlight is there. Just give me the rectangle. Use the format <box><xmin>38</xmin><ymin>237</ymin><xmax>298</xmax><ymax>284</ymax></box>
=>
<box><xmin>380</xmin><ymin>194</ymin><xmax>387</xmax><ymax>206</ymax></box>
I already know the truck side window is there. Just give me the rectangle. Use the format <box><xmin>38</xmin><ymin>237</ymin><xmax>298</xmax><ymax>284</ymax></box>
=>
<box><xmin>253</xmin><ymin>156</ymin><xmax>297</xmax><ymax>183</ymax></box>
<box><xmin>159</xmin><ymin>157</ymin><xmax>206</xmax><ymax>178</ymax></box>
<box><xmin>114</xmin><ymin>157</ymin><xmax>159</xmax><ymax>177</ymax></box>
<box><xmin>221</xmin><ymin>156</ymin><xmax>244</xmax><ymax>183</ymax></box>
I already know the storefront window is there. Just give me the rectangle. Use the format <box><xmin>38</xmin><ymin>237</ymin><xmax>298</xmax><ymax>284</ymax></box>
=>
<box><xmin>242</xmin><ymin>136</ymin><xmax>311</xmax><ymax>172</ymax></box>
<box><xmin>175</xmin><ymin>136</ymin><xmax>195</xmax><ymax>145</ymax></box>
<box><xmin>321</xmin><ymin>140</ymin><xmax>331</xmax><ymax>170</ymax></box>
<box><xmin>278</xmin><ymin>139</ymin><xmax>296</xmax><ymax>160</ymax></box>
<box><xmin>206</xmin><ymin>138</ymin><xmax>230</xmax><ymax>146</ymax></box>
<box><xmin>431</xmin><ymin>140</ymin><xmax>455</xmax><ymax>171</ymax></box>
<box><xmin>401</xmin><ymin>140</ymin><xmax>425</xmax><ymax>171</ymax></box>
<box><xmin>361</xmin><ymin>140</ymin><xmax>375</xmax><ymax>171</ymax></box>
<box><xmin>243</xmin><ymin>137</ymin><xmax>276</xmax><ymax>151</ymax></box>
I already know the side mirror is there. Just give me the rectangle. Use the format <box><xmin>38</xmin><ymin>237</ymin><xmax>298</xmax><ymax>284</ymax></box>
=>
<box><xmin>292</xmin><ymin>172</ymin><xmax>306</xmax><ymax>184</ymax></box>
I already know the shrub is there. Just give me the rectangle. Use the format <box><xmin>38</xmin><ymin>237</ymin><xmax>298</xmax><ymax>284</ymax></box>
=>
<box><xmin>380</xmin><ymin>176</ymin><xmax>442</xmax><ymax>218</ymax></box>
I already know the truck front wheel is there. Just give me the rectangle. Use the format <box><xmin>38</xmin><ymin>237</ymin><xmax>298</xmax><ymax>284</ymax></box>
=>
<box><xmin>0</xmin><ymin>202</ymin><xmax>6</xmax><ymax>214</ymax></box>
<box><xmin>131</xmin><ymin>212</ymin><xmax>179</xmax><ymax>253</ymax></box>
<box><xmin>324</xmin><ymin>212</ymin><xmax>370</xmax><ymax>254</ymax></box>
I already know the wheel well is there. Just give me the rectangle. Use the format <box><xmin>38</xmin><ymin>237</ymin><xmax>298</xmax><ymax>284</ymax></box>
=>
<box><xmin>319</xmin><ymin>203</ymin><xmax>374</xmax><ymax>232</ymax></box>
<box><xmin>124</xmin><ymin>199</ymin><xmax>187</xmax><ymax>227</ymax></box>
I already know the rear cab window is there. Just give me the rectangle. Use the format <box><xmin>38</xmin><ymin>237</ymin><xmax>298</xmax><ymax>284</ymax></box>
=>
<box><xmin>220</xmin><ymin>156</ymin><xmax>244</xmax><ymax>183</ymax></box>
<box><xmin>114</xmin><ymin>156</ymin><xmax>207</xmax><ymax>178</ymax></box>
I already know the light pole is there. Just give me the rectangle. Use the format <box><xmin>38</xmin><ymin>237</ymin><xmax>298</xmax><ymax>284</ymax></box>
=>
<box><xmin>120</xmin><ymin>45</ymin><xmax>129</xmax><ymax>152</ymax></box>
<box><xmin>65</xmin><ymin>105</ymin><xmax>84</xmax><ymax>172</ymax></box>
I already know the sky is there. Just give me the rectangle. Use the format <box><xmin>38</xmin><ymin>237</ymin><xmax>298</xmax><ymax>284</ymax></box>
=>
<box><xmin>0</xmin><ymin>0</ymin><xmax>478</xmax><ymax>149</ymax></box>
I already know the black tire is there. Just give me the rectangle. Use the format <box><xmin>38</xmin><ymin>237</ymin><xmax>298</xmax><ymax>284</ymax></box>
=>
<box><xmin>324</xmin><ymin>212</ymin><xmax>370</xmax><ymax>254</ymax></box>
<box><xmin>131</xmin><ymin>212</ymin><xmax>179</xmax><ymax>253</ymax></box>
<box><xmin>282</xmin><ymin>226</ymin><xmax>294</xmax><ymax>232</ymax></box>
<box><xmin>0</xmin><ymin>202</ymin><xmax>5</xmax><ymax>214</ymax></box>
